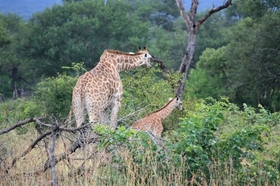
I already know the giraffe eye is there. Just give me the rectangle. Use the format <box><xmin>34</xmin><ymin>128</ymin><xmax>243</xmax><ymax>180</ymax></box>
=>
<box><xmin>144</xmin><ymin>54</ymin><xmax>147</xmax><ymax>57</ymax></box>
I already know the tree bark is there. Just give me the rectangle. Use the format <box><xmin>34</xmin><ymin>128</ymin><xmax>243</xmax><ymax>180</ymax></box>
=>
<box><xmin>175</xmin><ymin>0</ymin><xmax>232</xmax><ymax>97</ymax></box>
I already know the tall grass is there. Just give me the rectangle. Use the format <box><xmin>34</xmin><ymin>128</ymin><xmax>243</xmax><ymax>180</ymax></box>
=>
<box><xmin>1</xmin><ymin>129</ymin><xmax>279</xmax><ymax>186</ymax></box>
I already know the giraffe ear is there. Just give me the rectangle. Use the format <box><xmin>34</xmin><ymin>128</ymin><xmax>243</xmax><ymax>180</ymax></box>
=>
<box><xmin>168</xmin><ymin>98</ymin><xmax>173</xmax><ymax>101</ymax></box>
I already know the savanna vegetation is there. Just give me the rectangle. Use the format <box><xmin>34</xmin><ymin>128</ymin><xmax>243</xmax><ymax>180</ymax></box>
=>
<box><xmin>0</xmin><ymin>0</ymin><xmax>279</xmax><ymax>185</ymax></box>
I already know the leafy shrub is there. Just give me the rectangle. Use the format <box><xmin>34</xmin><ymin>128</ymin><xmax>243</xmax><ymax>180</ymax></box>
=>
<box><xmin>33</xmin><ymin>73</ymin><xmax>77</xmax><ymax>118</ymax></box>
<box><xmin>120</xmin><ymin>67</ymin><xmax>185</xmax><ymax>132</ymax></box>
<box><xmin>168</xmin><ymin>98</ymin><xmax>224</xmax><ymax>178</ymax></box>
<box><xmin>167</xmin><ymin>98</ymin><xmax>279</xmax><ymax>183</ymax></box>
<box><xmin>0</xmin><ymin>98</ymin><xmax>43</xmax><ymax>134</ymax></box>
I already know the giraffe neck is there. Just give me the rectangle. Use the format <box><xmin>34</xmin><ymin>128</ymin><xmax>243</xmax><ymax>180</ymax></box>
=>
<box><xmin>116</xmin><ymin>55</ymin><xmax>144</xmax><ymax>72</ymax></box>
<box><xmin>152</xmin><ymin>98</ymin><xmax>177</xmax><ymax>120</ymax></box>
<box><xmin>100</xmin><ymin>50</ymin><xmax>144</xmax><ymax>72</ymax></box>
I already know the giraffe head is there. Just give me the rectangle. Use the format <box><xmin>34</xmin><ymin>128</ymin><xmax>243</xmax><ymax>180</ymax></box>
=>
<box><xmin>176</xmin><ymin>96</ymin><xmax>184</xmax><ymax>110</ymax></box>
<box><xmin>169</xmin><ymin>96</ymin><xmax>184</xmax><ymax>110</ymax></box>
<box><xmin>138</xmin><ymin>47</ymin><xmax>152</xmax><ymax>68</ymax></box>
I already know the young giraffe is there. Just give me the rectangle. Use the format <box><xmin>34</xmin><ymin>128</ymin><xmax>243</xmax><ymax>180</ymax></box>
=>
<box><xmin>71</xmin><ymin>47</ymin><xmax>152</xmax><ymax>130</ymax></box>
<box><xmin>131</xmin><ymin>96</ymin><xmax>183</xmax><ymax>137</ymax></box>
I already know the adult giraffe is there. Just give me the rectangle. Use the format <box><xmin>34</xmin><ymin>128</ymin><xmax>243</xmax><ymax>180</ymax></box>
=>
<box><xmin>71</xmin><ymin>47</ymin><xmax>152</xmax><ymax>130</ymax></box>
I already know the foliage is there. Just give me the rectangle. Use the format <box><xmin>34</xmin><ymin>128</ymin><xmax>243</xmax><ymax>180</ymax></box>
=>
<box><xmin>195</xmin><ymin>11</ymin><xmax>230</xmax><ymax>62</ymax></box>
<box><xmin>167</xmin><ymin>98</ymin><xmax>279</xmax><ymax>183</ymax></box>
<box><xmin>188</xmin><ymin>47</ymin><xmax>230</xmax><ymax>100</ymax></box>
<box><xmin>62</xmin><ymin>62</ymin><xmax>87</xmax><ymax>77</ymax></box>
<box><xmin>92</xmin><ymin>97</ymin><xmax>280</xmax><ymax>184</ymax></box>
<box><xmin>33</xmin><ymin>73</ymin><xmax>77</xmax><ymax>118</ymax></box>
<box><xmin>0</xmin><ymin>98</ymin><xmax>43</xmax><ymax>122</ymax></box>
<box><xmin>188</xmin><ymin>2</ymin><xmax>280</xmax><ymax>112</ymax></box>
<box><xmin>148</xmin><ymin>21</ymin><xmax>188</xmax><ymax>69</ymax></box>
<box><xmin>93</xmin><ymin>125</ymin><xmax>137</xmax><ymax>151</ymax></box>
<box><xmin>223</xmin><ymin>11</ymin><xmax>280</xmax><ymax>111</ymax></box>
<box><xmin>0</xmin><ymin>14</ymin><xmax>11</xmax><ymax>47</ymax></box>
<box><xmin>0</xmin><ymin>98</ymin><xmax>43</xmax><ymax>134</ymax></box>
<box><xmin>120</xmin><ymin>67</ymin><xmax>185</xmax><ymax>132</ymax></box>
<box><xmin>0</xmin><ymin>14</ymin><xmax>30</xmax><ymax>98</ymax></box>
<box><xmin>21</xmin><ymin>0</ymin><xmax>151</xmax><ymax>79</ymax></box>
<box><xmin>1</xmin><ymin>94</ymin><xmax>279</xmax><ymax>184</ymax></box>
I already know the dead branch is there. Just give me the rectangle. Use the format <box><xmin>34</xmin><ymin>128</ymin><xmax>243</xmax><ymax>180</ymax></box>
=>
<box><xmin>151</xmin><ymin>55</ymin><xmax>168</xmax><ymax>73</ymax></box>
<box><xmin>0</xmin><ymin>117</ymin><xmax>45</xmax><ymax>135</ymax></box>
<box><xmin>49</xmin><ymin>125</ymin><xmax>58</xmax><ymax>186</ymax></box>
<box><xmin>39</xmin><ymin>134</ymin><xmax>100</xmax><ymax>174</ymax></box>
<box><xmin>176</xmin><ymin>0</ymin><xmax>191</xmax><ymax>31</ymax></box>
<box><xmin>9</xmin><ymin>121</ymin><xmax>92</xmax><ymax>170</ymax></box>
<box><xmin>10</xmin><ymin>128</ymin><xmax>55</xmax><ymax>169</ymax></box>
<box><xmin>196</xmin><ymin>0</ymin><xmax>233</xmax><ymax>28</ymax></box>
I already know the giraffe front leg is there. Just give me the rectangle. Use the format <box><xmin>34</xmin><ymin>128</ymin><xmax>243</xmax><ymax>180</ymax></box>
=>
<box><xmin>110</xmin><ymin>98</ymin><xmax>121</xmax><ymax>130</ymax></box>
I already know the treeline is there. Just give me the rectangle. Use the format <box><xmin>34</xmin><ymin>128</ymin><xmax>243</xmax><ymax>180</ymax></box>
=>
<box><xmin>0</xmin><ymin>0</ymin><xmax>279</xmax><ymax>111</ymax></box>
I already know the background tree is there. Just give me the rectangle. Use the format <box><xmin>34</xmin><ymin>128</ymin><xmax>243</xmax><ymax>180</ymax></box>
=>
<box><xmin>0</xmin><ymin>15</ymin><xmax>11</xmax><ymax>47</ymax></box>
<box><xmin>20</xmin><ymin>0</ymin><xmax>151</xmax><ymax>80</ymax></box>
<box><xmin>0</xmin><ymin>14</ymin><xmax>30</xmax><ymax>99</ymax></box>
<box><xmin>188</xmin><ymin>0</ymin><xmax>280</xmax><ymax>111</ymax></box>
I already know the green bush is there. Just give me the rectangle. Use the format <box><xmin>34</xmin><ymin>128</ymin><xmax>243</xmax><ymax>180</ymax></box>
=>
<box><xmin>120</xmin><ymin>67</ymin><xmax>185</xmax><ymax>132</ymax></box>
<box><xmin>0</xmin><ymin>98</ymin><xmax>44</xmax><ymax>134</ymax></box>
<box><xmin>33</xmin><ymin>73</ymin><xmax>77</xmax><ymax>118</ymax></box>
<box><xmin>167</xmin><ymin>98</ymin><xmax>279</xmax><ymax>183</ymax></box>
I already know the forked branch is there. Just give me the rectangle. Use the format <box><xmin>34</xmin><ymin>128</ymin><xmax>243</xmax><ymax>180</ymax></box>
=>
<box><xmin>196</xmin><ymin>0</ymin><xmax>233</xmax><ymax>28</ymax></box>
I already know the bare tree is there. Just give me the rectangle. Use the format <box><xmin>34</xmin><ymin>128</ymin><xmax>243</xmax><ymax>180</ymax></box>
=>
<box><xmin>175</xmin><ymin>0</ymin><xmax>232</xmax><ymax>97</ymax></box>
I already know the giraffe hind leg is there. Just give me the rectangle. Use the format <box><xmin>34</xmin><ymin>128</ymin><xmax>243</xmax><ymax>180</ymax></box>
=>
<box><xmin>72</xmin><ymin>95</ymin><xmax>85</xmax><ymax>128</ymax></box>
<box><xmin>85</xmin><ymin>102</ymin><xmax>101</xmax><ymax>126</ymax></box>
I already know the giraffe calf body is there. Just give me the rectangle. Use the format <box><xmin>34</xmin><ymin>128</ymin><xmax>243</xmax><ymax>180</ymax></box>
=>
<box><xmin>132</xmin><ymin>96</ymin><xmax>183</xmax><ymax>137</ymax></box>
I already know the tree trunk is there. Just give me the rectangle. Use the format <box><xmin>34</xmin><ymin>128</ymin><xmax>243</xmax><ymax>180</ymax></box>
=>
<box><xmin>177</xmin><ymin>31</ymin><xmax>197</xmax><ymax>97</ymax></box>
<box><xmin>175</xmin><ymin>0</ymin><xmax>232</xmax><ymax>97</ymax></box>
